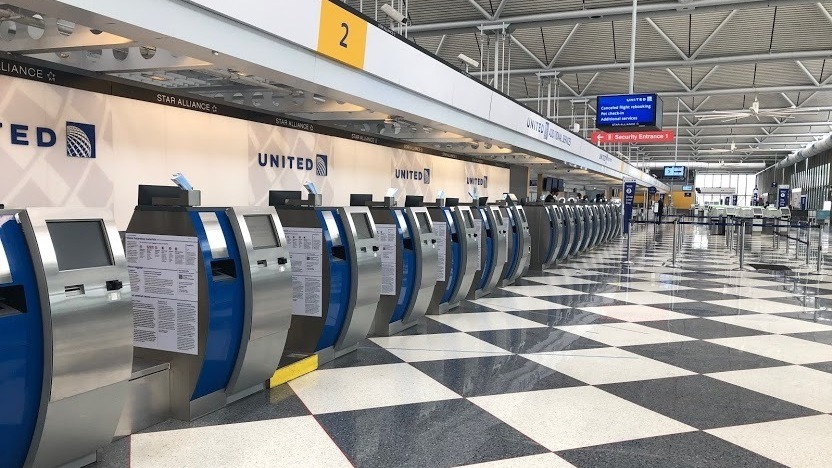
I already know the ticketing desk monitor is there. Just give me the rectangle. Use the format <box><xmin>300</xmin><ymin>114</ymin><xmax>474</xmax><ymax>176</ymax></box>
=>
<box><xmin>468</xmin><ymin>205</ymin><xmax>508</xmax><ymax>299</ymax></box>
<box><xmin>271</xmin><ymin>192</ymin><xmax>381</xmax><ymax>365</ymax></box>
<box><xmin>556</xmin><ymin>205</ymin><xmax>576</xmax><ymax>262</ymax></box>
<box><xmin>369</xmin><ymin>205</ymin><xmax>438</xmax><ymax>336</ymax></box>
<box><xmin>0</xmin><ymin>209</ymin><xmax>132</xmax><ymax>468</ymax></box>
<box><xmin>426</xmin><ymin>203</ymin><xmax>478</xmax><ymax>313</ymax></box>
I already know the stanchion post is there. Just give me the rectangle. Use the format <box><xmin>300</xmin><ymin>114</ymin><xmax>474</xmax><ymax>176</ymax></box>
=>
<box><xmin>672</xmin><ymin>219</ymin><xmax>678</xmax><ymax>267</ymax></box>
<box><xmin>786</xmin><ymin>223</ymin><xmax>790</xmax><ymax>254</ymax></box>
<box><xmin>818</xmin><ymin>229</ymin><xmax>823</xmax><ymax>273</ymax></box>
<box><xmin>806</xmin><ymin>227</ymin><xmax>812</xmax><ymax>266</ymax></box>
<box><xmin>739</xmin><ymin>220</ymin><xmax>745</xmax><ymax>269</ymax></box>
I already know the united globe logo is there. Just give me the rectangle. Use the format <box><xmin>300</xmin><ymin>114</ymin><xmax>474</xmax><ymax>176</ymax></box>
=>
<box><xmin>65</xmin><ymin>122</ymin><xmax>96</xmax><ymax>158</ymax></box>
<box><xmin>316</xmin><ymin>154</ymin><xmax>328</xmax><ymax>176</ymax></box>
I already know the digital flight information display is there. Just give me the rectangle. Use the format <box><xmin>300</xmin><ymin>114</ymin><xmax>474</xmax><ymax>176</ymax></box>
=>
<box><xmin>596</xmin><ymin>94</ymin><xmax>663</xmax><ymax>130</ymax></box>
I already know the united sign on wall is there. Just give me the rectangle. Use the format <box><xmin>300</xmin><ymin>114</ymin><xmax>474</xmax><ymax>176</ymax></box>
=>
<box><xmin>0</xmin><ymin>72</ymin><xmax>509</xmax><ymax>228</ymax></box>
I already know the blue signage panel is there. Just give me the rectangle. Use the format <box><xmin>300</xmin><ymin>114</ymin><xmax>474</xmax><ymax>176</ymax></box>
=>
<box><xmin>732</xmin><ymin>195</ymin><xmax>738</xmax><ymax>206</ymax></box>
<box><xmin>752</xmin><ymin>187</ymin><xmax>759</xmax><ymax>204</ymax></box>
<box><xmin>778</xmin><ymin>187</ymin><xmax>790</xmax><ymax>208</ymax></box>
<box><xmin>800</xmin><ymin>195</ymin><xmax>808</xmax><ymax>211</ymax></box>
<box><xmin>648</xmin><ymin>186</ymin><xmax>657</xmax><ymax>195</ymax></box>
<box><xmin>682</xmin><ymin>185</ymin><xmax>693</xmax><ymax>192</ymax></box>
<box><xmin>596</xmin><ymin>94</ymin><xmax>663</xmax><ymax>130</ymax></box>
<box><xmin>623</xmin><ymin>181</ymin><xmax>636</xmax><ymax>235</ymax></box>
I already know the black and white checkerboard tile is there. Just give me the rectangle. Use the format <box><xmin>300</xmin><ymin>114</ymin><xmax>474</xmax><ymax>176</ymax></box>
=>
<box><xmin>99</xmin><ymin>225</ymin><xmax>832</xmax><ymax>467</ymax></box>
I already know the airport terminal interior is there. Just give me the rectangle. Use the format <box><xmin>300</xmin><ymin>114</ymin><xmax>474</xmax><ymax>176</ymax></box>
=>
<box><xmin>2</xmin><ymin>1</ymin><xmax>832</xmax><ymax>467</ymax></box>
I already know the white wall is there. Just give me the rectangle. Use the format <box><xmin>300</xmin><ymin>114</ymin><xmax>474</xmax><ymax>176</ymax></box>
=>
<box><xmin>0</xmin><ymin>75</ymin><xmax>509</xmax><ymax>228</ymax></box>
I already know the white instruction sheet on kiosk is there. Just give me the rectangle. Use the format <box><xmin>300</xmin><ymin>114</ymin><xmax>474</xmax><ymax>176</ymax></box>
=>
<box><xmin>126</xmin><ymin>233</ymin><xmax>199</xmax><ymax>355</ymax></box>
<box><xmin>376</xmin><ymin>224</ymin><xmax>397</xmax><ymax>296</ymax></box>
<box><xmin>433</xmin><ymin>222</ymin><xmax>447</xmax><ymax>281</ymax></box>
<box><xmin>284</xmin><ymin>227</ymin><xmax>324</xmax><ymax>317</ymax></box>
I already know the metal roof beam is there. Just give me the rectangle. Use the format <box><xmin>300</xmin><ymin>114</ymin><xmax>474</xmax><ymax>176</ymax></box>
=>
<box><xmin>465</xmin><ymin>0</ymin><xmax>494</xmax><ymax>20</ymax></box>
<box><xmin>549</xmin><ymin>24</ymin><xmax>580</xmax><ymax>68</ymax></box>
<box><xmin>474</xmin><ymin>50</ymin><xmax>832</xmax><ymax>76</ymax></box>
<box><xmin>408</xmin><ymin>0</ymin><xmax>817</xmax><ymax>36</ymax></box>
<box><xmin>690</xmin><ymin>10</ymin><xmax>737</xmax><ymax>59</ymax></box>
<box><xmin>646</xmin><ymin>18</ymin><xmax>688</xmax><ymax>60</ymax></box>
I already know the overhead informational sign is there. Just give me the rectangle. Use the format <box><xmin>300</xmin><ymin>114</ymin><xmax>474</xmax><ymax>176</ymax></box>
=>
<box><xmin>376</xmin><ymin>224</ymin><xmax>398</xmax><ymax>296</ymax></box>
<box><xmin>801</xmin><ymin>195</ymin><xmax>808</xmax><ymax>211</ymax></box>
<box><xmin>648</xmin><ymin>186</ymin><xmax>657</xmax><ymax>195</ymax></box>
<box><xmin>663</xmin><ymin>166</ymin><xmax>686</xmax><ymax>179</ymax></box>
<box><xmin>752</xmin><ymin>187</ymin><xmax>759</xmax><ymax>204</ymax></box>
<box><xmin>591</xmin><ymin>130</ymin><xmax>674</xmax><ymax>144</ymax></box>
<box><xmin>623</xmin><ymin>180</ymin><xmax>636</xmax><ymax>234</ymax></box>
<box><xmin>317</xmin><ymin>0</ymin><xmax>368</xmax><ymax>69</ymax></box>
<box><xmin>126</xmin><ymin>234</ymin><xmax>199</xmax><ymax>355</ymax></box>
<box><xmin>284</xmin><ymin>227</ymin><xmax>324</xmax><ymax>317</ymax></box>
<box><xmin>682</xmin><ymin>185</ymin><xmax>693</xmax><ymax>192</ymax></box>
<box><xmin>596</xmin><ymin>94</ymin><xmax>663</xmax><ymax>130</ymax></box>
<box><xmin>778</xmin><ymin>186</ymin><xmax>791</xmax><ymax>209</ymax></box>
<box><xmin>732</xmin><ymin>195</ymin><xmax>738</xmax><ymax>206</ymax></box>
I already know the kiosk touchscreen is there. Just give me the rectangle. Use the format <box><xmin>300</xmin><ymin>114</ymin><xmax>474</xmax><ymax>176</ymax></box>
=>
<box><xmin>357</xmin><ymin>194</ymin><xmax>439</xmax><ymax>336</ymax></box>
<box><xmin>270</xmin><ymin>190</ymin><xmax>382</xmax><ymax>364</ymax></box>
<box><xmin>468</xmin><ymin>199</ymin><xmax>508</xmax><ymax>299</ymax></box>
<box><xmin>0</xmin><ymin>208</ymin><xmax>132</xmax><ymax>468</ymax></box>
<box><xmin>426</xmin><ymin>198</ymin><xmax>479</xmax><ymax>314</ymax></box>
<box><xmin>125</xmin><ymin>185</ymin><xmax>293</xmax><ymax>422</ymax></box>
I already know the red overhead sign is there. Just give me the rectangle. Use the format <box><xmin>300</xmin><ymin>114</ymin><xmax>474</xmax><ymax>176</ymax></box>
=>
<box><xmin>591</xmin><ymin>130</ymin><xmax>675</xmax><ymax>145</ymax></box>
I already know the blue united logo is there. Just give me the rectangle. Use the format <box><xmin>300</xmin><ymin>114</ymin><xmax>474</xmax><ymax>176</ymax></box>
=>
<box><xmin>65</xmin><ymin>122</ymin><xmax>96</xmax><ymax>158</ymax></box>
<box><xmin>423</xmin><ymin>168</ymin><xmax>431</xmax><ymax>184</ymax></box>
<box><xmin>316</xmin><ymin>154</ymin><xmax>328</xmax><ymax>176</ymax></box>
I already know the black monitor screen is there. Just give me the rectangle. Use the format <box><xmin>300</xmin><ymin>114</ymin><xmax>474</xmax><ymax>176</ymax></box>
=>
<box><xmin>245</xmin><ymin>215</ymin><xmax>279</xmax><ymax>249</ymax></box>
<box><xmin>416</xmin><ymin>212</ymin><xmax>432</xmax><ymax>234</ymax></box>
<box><xmin>350</xmin><ymin>194</ymin><xmax>373</xmax><ymax>207</ymax></box>
<box><xmin>351</xmin><ymin>213</ymin><xmax>374</xmax><ymax>239</ymax></box>
<box><xmin>47</xmin><ymin>220</ymin><xmax>113</xmax><ymax>271</ymax></box>
<box><xmin>405</xmin><ymin>195</ymin><xmax>424</xmax><ymax>207</ymax></box>
<box><xmin>463</xmin><ymin>210</ymin><xmax>475</xmax><ymax>229</ymax></box>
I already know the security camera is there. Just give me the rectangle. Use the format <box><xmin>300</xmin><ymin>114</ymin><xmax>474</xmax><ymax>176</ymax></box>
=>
<box><xmin>457</xmin><ymin>53</ymin><xmax>479</xmax><ymax>69</ymax></box>
<box><xmin>381</xmin><ymin>4</ymin><xmax>409</xmax><ymax>25</ymax></box>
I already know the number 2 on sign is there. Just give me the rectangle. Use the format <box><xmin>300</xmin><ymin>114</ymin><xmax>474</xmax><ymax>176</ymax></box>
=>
<box><xmin>317</xmin><ymin>1</ymin><xmax>367</xmax><ymax>69</ymax></box>
<box><xmin>340</xmin><ymin>23</ymin><xmax>349</xmax><ymax>48</ymax></box>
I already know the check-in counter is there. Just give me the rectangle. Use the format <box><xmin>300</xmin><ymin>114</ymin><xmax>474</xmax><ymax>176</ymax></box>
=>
<box><xmin>426</xmin><ymin>200</ymin><xmax>479</xmax><ymax>313</ymax></box>
<box><xmin>364</xmin><ymin>197</ymin><xmax>438</xmax><ymax>336</ymax></box>
<box><xmin>0</xmin><ymin>208</ymin><xmax>132</xmax><ymax>468</ymax></box>
<box><xmin>269</xmin><ymin>191</ymin><xmax>381</xmax><ymax>364</ymax></box>
<box><xmin>124</xmin><ymin>186</ymin><xmax>293</xmax><ymax>423</ymax></box>
<box><xmin>468</xmin><ymin>203</ymin><xmax>508</xmax><ymax>299</ymax></box>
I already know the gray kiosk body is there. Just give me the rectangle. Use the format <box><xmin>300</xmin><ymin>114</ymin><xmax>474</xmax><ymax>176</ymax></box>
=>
<box><xmin>369</xmin><ymin>206</ymin><xmax>438</xmax><ymax>336</ymax></box>
<box><xmin>271</xmin><ymin>196</ymin><xmax>382</xmax><ymax>365</ymax></box>
<box><xmin>524</xmin><ymin>204</ymin><xmax>558</xmax><ymax>272</ymax></box>
<box><xmin>11</xmin><ymin>208</ymin><xmax>133</xmax><ymax>468</ymax></box>
<box><xmin>556</xmin><ymin>205</ymin><xmax>575</xmax><ymax>262</ymax></box>
<box><xmin>426</xmin><ymin>204</ymin><xmax>478</xmax><ymax>314</ymax></box>
<box><xmin>468</xmin><ymin>204</ymin><xmax>508</xmax><ymax>299</ymax></box>
<box><xmin>502</xmin><ymin>203</ymin><xmax>531</xmax><ymax>285</ymax></box>
<box><xmin>125</xmin><ymin>189</ymin><xmax>294</xmax><ymax>423</ymax></box>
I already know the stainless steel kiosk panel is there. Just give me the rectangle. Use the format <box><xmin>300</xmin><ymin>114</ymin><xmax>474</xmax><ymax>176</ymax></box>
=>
<box><xmin>590</xmin><ymin>205</ymin><xmax>603</xmax><ymax>248</ymax></box>
<box><xmin>225</xmin><ymin>207</ymin><xmax>292</xmax><ymax>402</ymax></box>
<box><xmin>370</xmin><ymin>206</ymin><xmax>438</xmax><ymax>336</ymax></box>
<box><xmin>556</xmin><ymin>205</ymin><xmax>575</xmax><ymax>262</ymax></box>
<box><xmin>449</xmin><ymin>206</ymin><xmax>479</xmax><ymax>308</ymax></box>
<box><xmin>335</xmin><ymin>206</ymin><xmax>383</xmax><ymax>353</ymax></box>
<box><xmin>524</xmin><ymin>204</ymin><xmax>557</xmax><ymax>272</ymax></box>
<box><xmin>515</xmin><ymin>207</ymin><xmax>532</xmax><ymax>277</ymax></box>
<box><xmin>13</xmin><ymin>208</ymin><xmax>132</xmax><ymax>468</ymax></box>
<box><xmin>468</xmin><ymin>205</ymin><xmax>508</xmax><ymax>299</ymax></box>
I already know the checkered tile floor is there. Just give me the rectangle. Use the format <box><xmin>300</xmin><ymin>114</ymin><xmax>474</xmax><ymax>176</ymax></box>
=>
<box><xmin>99</xmin><ymin>225</ymin><xmax>832</xmax><ymax>468</ymax></box>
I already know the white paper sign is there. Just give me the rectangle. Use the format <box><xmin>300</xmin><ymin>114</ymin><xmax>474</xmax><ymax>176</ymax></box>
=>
<box><xmin>473</xmin><ymin>219</ymin><xmax>483</xmax><ymax>270</ymax></box>
<box><xmin>126</xmin><ymin>234</ymin><xmax>199</xmax><ymax>355</ymax></box>
<box><xmin>377</xmin><ymin>224</ymin><xmax>398</xmax><ymax>296</ymax></box>
<box><xmin>433</xmin><ymin>222</ymin><xmax>447</xmax><ymax>281</ymax></box>
<box><xmin>284</xmin><ymin>227</ymin><xmax>324</xmax><ymax>317</ymax></box>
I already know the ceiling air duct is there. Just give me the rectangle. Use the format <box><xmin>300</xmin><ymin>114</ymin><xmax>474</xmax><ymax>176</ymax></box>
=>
<box><xmin>773</xmin><ymin>133</ymin><xmax>832</xmax><ymax>170</ymax></box>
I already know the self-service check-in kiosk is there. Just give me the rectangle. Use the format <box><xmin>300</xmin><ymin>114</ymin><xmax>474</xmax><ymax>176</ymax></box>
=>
<box><xmin>124</xmin><ymin>186</ymin><xmax>293</xmax><ymax>424</ymax></box>
<box><xmin>426</xmin><ymin>198</ymin><xmax>479</xmax><ymax>313</ymax></box>
<box><xmin>501</xmin><ymin>195</ymin><xmax>532</xmax><ymax>286</ymax></box>
<box><xmin>600</xmin><ymin>205</ymin><xmax>612</xmax><ymax>244</ymax></box>
<box><xmin>567</xmin><ymin>204</ymin><xmax>584</xmax><ymax>256</ymax></box>
<box><xmin>350</xmin><ymin>194</ymin><xmax>438</xmax><ymax>336</ymax></box>
<box><xmin>577</xmin><ymin>205</ymin><xmax>593</xmax><ymax>252</ymax></box>
<box><xmin>0</xmin><ymin>208</ymin><xmax>132</xmax><ymax>468</ymax></box>
<box><xmin>268</xmin><ymin>190</ymin><xmax>382</xmax><ymax>363</ymax></box>
<box><xmin>468</xmin><ymin>200</ymin><xmax>508</xmax><ymax>299</ymax></box>
<box><xmin>524</xmin><ymin>203</ymin><xmax>562</xmax><ymax>272</ymax></box>
<box><xmin>556</xmin><ymin>204</ymin><xmax>575</xmax><ymax>262</ymax></box>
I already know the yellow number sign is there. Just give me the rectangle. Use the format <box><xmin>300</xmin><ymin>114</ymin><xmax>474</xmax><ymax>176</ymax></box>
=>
<box><xmin>317</xmin><ymin>1</ymin><xmax>368</xmax><ymax>69</ymax></box>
